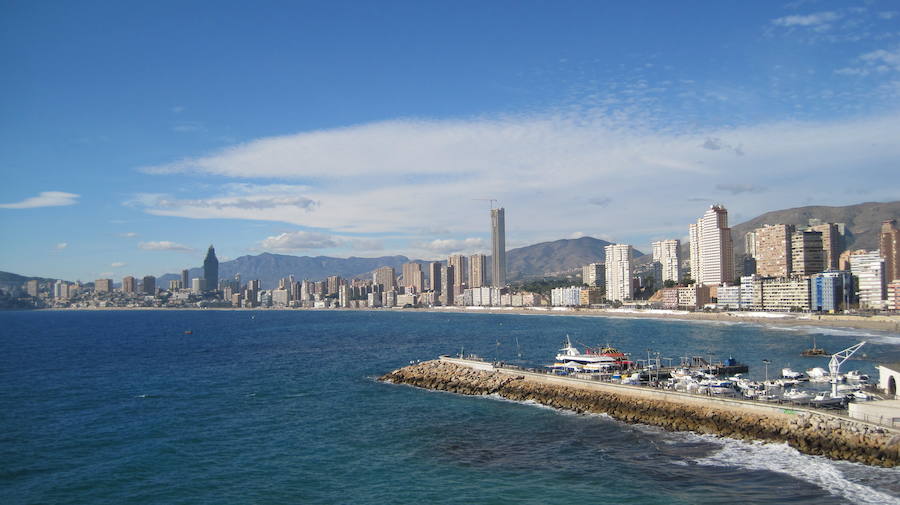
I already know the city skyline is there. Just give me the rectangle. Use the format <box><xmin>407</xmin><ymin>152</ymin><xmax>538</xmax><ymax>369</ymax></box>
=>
<box><xmin>3</xmin><ymin>2</ymin><xmax>900</xmax><ymax>282</ymax></box>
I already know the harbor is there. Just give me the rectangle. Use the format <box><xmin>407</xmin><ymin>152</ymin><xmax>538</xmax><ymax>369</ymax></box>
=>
<box><xmin>381</xmin><ymin>355</ymin><xmax>900</xmax><ymax>467</ymax></box>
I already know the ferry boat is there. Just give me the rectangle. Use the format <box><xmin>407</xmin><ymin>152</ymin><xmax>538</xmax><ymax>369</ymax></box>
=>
<box><xmin>555</xmin><ymin>335</ymin><xmax>629</xmax><ymax>368</ymax></box>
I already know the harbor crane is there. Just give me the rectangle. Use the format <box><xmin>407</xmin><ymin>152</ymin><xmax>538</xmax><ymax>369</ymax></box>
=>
<box><xmin>829</xmin><ymin>341</ymin><xmax>865</xmax><ymax>397</ymax></box>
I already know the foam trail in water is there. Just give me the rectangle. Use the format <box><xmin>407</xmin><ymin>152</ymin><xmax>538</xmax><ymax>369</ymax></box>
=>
<box><xmin>690</xmin><ymin>435</ymin><xmax>900</xmax><ymax>505</ymax></box>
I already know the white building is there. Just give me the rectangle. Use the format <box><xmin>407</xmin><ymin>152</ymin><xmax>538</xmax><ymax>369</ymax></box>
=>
<box><xmin>604</xmin><ymin>244</ymin><xmax>633</xmax><ymax>302</ymax></box>
<box><xmin>850</xmin><ymin>251</ymin><xmax>886</xmax><ymax>309</ymax></box>
<box><xmin>582</xmin><ymin>263</ymin><xmax>605</xmax><ymax>287</ymax></box>
<box><xmin>551</xmin><ymin>286</ymin><xmax>582</xmax><ymax>307</ymax></box>
<box><xmin>651</xmin><ymin>239</ymin><xmax>681</xmax><ymax>283</ymax></box>
<box><xmin>716</xmin><ymin>284</ymin><xmax>743</xmax><ymax>309</ymax></box>
<box><xmin>689</xmin><ymin>205</ymin><xmax>734</xmax><ymax>286</ymax></box>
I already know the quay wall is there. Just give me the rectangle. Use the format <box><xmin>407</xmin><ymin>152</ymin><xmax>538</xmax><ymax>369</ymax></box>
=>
<box><xmin>380</xmin><ymin>359</ymin><xmax>900</xmax><ymax>467</ymax></box>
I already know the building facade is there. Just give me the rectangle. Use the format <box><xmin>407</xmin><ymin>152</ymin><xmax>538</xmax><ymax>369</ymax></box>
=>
<box><xmin>791</xmin><ymin>230</ymin><xmax>825</xmax><ymax>276</ymax></box>
<box><xmin>689</xmin><ymin>205</ymin><xmax>734</xmax><ymax>286</ymax></box>
<box><xmin>604</xmin><ymin>244</ymin><xmax>633</xmax><ymax>302</ymax></box>
<box><xmin>651</xmin><ymin>239</ymin><xmax>681</xmax><ymax>283</ymax></box>
<box><xmin>491</xmin><ymin>207</ymin><xmax>506</xmax><ymax>287</ymax></box>
<box><xmin>448</xmin><ymin>254</ymin><xmax>467</xmax><ymax>296</ymax></box>
<box><xmin>373</xmin><ymin>266</ymin><xmax>397</xmax><ymax>292</ymax></box>
<box><xmin>851</xmin><ymin>251</ymin><xmax>886</xmax><ymax>309</ymax></box>
<box><xmin>582</xmin><ymin>263</ymin><xmax>605</xmax><ymax>287</ymax></box>
<box><xmin>754</xmin><ymin>224</ymin><xmax>794</xmax><ymax>277</ymax></box>
<box><xmin>881</xmin><ymin>219</ymin><xmax>900</xmax><ymax>282</ymax></box>
<box><xmin>203</xmin><ymin>245</ymin><xmax>218</xmax><ymax>292</ymax></box>
<box><xmin>468</xmin><ymin>254</ymin><xmax>485</xmax><ymax>289</ymax></box>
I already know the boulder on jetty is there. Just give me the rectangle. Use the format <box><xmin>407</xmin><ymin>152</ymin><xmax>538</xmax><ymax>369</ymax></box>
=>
<box><xmin>380</xmin><ymin>360</ymin><xmax>899</xmax><ymax>468</ymax></box>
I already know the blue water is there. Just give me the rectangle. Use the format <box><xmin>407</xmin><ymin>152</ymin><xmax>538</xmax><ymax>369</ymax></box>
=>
<box><xmin>2</xmin><ymin>310</ymin><xmax>898</xmax><ymax>505</ymax></box>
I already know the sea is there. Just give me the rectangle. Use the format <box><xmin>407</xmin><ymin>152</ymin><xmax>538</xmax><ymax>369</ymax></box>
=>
<box><xmin>2</xmin><ymin>309</ymin><xmax>899</xmax><ymax>505</ymax></box>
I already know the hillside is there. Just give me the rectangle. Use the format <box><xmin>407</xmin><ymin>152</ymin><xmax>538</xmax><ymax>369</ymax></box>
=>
<box><xmin>503</xmin><ymin>237</ymin><xmax>643</xmax><ymax>280</ymax></box>
<box><xmin>729</xmin><ymin>201</ymin><xmax>900</xmax><ymax>255</ymax></box>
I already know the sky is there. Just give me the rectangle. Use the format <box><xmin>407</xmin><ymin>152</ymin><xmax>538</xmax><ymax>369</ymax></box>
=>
<box><xmin>1</xmin><ymin>0</ymin><xmax>899</xmax><ymax>282</ymax></box>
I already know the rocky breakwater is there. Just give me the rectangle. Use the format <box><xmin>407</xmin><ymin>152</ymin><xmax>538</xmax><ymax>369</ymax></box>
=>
<box><xmin>380</xmin><ymin>360</ymin><xmax>900</xmax><ymax>467</ymax></box>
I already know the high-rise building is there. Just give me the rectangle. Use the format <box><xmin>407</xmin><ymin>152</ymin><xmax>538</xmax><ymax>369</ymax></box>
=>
<box><xmin>582</xmin><ymin>263</ymin><xmax>605</xmax><ymax>287</ymax></box>
<box><xmin>491</xmin><ymin>207</ymin><xmax>506</xmax><ymax>287</ymax></box>
<box><xmin>191</xmin><ymin>278</ymin><xmax>205</xmax><ymax>294</ymax></box>
<box><xmin>754</xmin><ymin>224</ymin><xmax>794</xmax><ymax>277</ymax></box>
<box><xmin>745</xmin><ymin>230</ymin><xmax>758</xmax><ymax>259</ymax></box>
<box><xmin>54</xmin><ymin>280</ymin><xmax>69</xmax><ymax>299</ymax></box>
<box><xmin>203</xmin><ymin>245</ymin><xmax>218</xmax><ymax>292</ymax></box>
<box><xmin>122</xmin><ymin>276</ymin><xmax>136</xmax><ymax>293</ymax></box>
<box><xmin>604</xmin><ymin>244</ymin><xmax>633</xmax><ymax>302</ymax></box>
<box><xmin>181</xmin><ymin>269</ymin><xmax>189</xmax><ymax>291</ymax></box>
<box><xmin>689</xmin><ymin>205</ymin><xmax>734</xmax><ymax>286</ymax></box>
<box><xmin>651</xmin><ymin>240</ymin><xmax>681</xmax><ymax>283</ymax></box>
<box><xmin>448</xmin><ymin>254</ymin><xmax>467</xmax><ymax>296</ymax></box>
<box><xmin>373</xmin><ymin>266</ymin><xmax>397</xmax><ymax>291</ymax></box>
<box><xmin>25</xmin><ymin>279</ymin><xmax>39</xmax><ymax>297</ymax></box>
<box><xmin>791</xmin><ymin>230</ymin><xmax>825</xmax><ymax>276</ymax></box>
<box><xmin>326</xmin><ymin>275</ymin><xmax>343</xmax><ymax>295</ymax></box>
<box><xmin>809</xmin><ymin>222</ymin><xmax>842</xmax><ymax>270</ymax></box>
<box><xmin>468</xmin><ymin>254</ymin><xmax>485</xmax><ymax>288</ymax></box>
<box><xmin>440</xmin><ymin>264</ymin><xmax>454</xmax><ymax>306</ymax></box>
<box><xmin>95</xmin><ymin>278</ymin><xmax>113</xmax><ymax>293</ymax></box>
<box><xmin>880</xmin><ymin>219</ymin><xmax>900</xmax><ymax>281</ymax></box>
<box><xmin>142</xmin><ymin>276</ymin><xmax>156</xmax><ymax>295</ymax></box>
<box><xmin>850</xmin><ymin>251</ymin><xmax>886</xmax><ymax>309</ymax></box>
<box><xmin>427</xmin><ymin>262</ymin><xmax>442</xmax><ymax>294</ymax></box>
<box><xmin>402</xmin><ymin>262</ymin><xmax>424</xmax><ymax>292</ymax></box>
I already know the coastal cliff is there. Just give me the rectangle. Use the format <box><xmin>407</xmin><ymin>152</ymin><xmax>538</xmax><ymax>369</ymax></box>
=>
<box><xmin>380</xmin><ymin>360</ymin><xmax>900</xmax><ymax>467</ymax></box>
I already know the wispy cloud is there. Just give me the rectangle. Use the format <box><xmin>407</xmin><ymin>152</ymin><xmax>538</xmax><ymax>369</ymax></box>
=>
<box><xmin>111</xmin><ymin>262</ymin><xmax>126</xmax><ymax>267</ymax></box>
<box><xmin>836</xmin><ymin>46</ymin><xmax>900</xmax><ymax>77</ymax></box>
<box><xmin>138</xmin><ymin>241</ymin><xmax>194</xmax><ymax>252</ymax></box>
<box><xmin>715</xmin><ymin>183</ymin><xmax>767</xmax><ymax>195</ymax></box>
<box><xmin>412</xmin><ymin>238</ymin><xmax>486</xmax><ymax>255</ymax></box>
<box><xmin>0</xmin><ymin>191</ymin><xmax>80</xmax><ymax>209</ymax></box>
<box><xmin>587</xmin><ymin>197</ymin><xmax>612</xmax><ymax>207</ymax></box>
<box><xmin>172</xmin><ymin>121</ymin><xmax>205</xmax><ymax>133</ymax></box>
<box><xmin>55</xmin><ymin>242</ymin><xmax>68</xmax><ymax>250</ymax></box>
<box><xmin>119</xmin><ymin>232</ymin><xmax>138</xmax><ymax>238</ymax></box>
<box><xmin>772</xmin><ymin>11</ymin><xmax>841</xmax><ymax>30</ymax></box>
<box><xmin>259</xmin><ymin>231</ymin><xmax>383</xmax><ymax>252</ymax></box>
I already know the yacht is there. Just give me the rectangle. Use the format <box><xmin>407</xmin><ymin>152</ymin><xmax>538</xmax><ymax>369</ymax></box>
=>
<box><xmin>555</xmin><ymin>335</ymin><xmax>619</xmax><ymax>366</ymax></box>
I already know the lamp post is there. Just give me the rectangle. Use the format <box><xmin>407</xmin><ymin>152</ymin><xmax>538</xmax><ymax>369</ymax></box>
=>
<box><xmin>762</xmin><ymin>359</ymin><xmax>770</xmax><ymax>393</ymax></box>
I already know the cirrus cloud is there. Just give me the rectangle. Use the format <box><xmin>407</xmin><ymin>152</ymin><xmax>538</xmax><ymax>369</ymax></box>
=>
<box><xmin>138</xmin><ymin>241</ymin><xmax>194</xmax><ymax>252</ymax></box>
<box><xmin>0</xmin><ymin>191</ymin><xmax>80</xmax><ymax>209</ymax></box>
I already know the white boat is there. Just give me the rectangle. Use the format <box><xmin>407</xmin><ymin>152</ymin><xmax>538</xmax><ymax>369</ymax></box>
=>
<box><xmin>782</xmin><ymin>389</ymin><xmax>812</xmax><ymax>402</ymax></box>
<box><xmin>555</xmin><ymin>335</ymin><xmax>618</xmax><ymax>365</ymax></box>
<box><xmin>810</xmin><ymin>392</ymin><xmax>845</xmax><ymax>408</ymax></box>
<box><xmin>844</xmin><ymin>370</ymin><xmax>870</xmax><ymax>384</ymax></box>
<box><xmin>806</xmin><ymin>367</ymin><xmax>830</xmax><ymax>382</ymax></box>
<box><xmin>781</xmin><ymin>368</ymin><xmax>806</xmax><ymax>380</ymax></box>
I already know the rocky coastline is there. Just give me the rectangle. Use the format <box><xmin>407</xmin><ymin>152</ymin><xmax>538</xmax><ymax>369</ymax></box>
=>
<box><xmin>380</xmin><ymin>360</ymin><xmax>900</xmax><ymax>467</ymax></box>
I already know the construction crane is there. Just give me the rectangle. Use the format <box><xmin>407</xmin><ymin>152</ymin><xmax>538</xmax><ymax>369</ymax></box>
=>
<box><xmin>829</xmin><ymin>341</ymin><xmax>865</xmax><ymax>397</ymax></box>
<box><xmin>471</xmin><ymin>198</ymin><xmax>498</xmax><ymax>209</ymax></box>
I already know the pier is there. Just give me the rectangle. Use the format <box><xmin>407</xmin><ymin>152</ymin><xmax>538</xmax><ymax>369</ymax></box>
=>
<box><xmin>381</xmin><ymin>357</ymin><xmax>900</xmax><ymax>467</ymax></box>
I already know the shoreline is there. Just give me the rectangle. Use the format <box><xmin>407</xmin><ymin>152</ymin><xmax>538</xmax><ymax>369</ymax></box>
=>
<box><xmin>33</xmin><ymin>305</ymin><xmax>900</xmax><ymax>334</ymax></box>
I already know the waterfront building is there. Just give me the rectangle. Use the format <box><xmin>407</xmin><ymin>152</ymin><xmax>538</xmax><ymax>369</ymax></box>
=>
<box><xmin>579</xmin><ymin>287</ymin><xmax>603</xmax><ymax>306</ymax></box>
<box><xmin>468</xmin><ymin>253</ymin><xmax>485</xmax><ymax>288</ymax></box>
<box><xmin>449</xmin><ymin>254</ymin><xmax>467</xmax><ymax>296</ymax></box>
<box><xmin>551</xmin><ymin>286</ymin><xmax>582</xmax><ymax>307</ymax></box>
<box><xmin>203</xmin><ymin>245</ymin><xmax>218</xmax><ymax>293</ymax></box>
<box><xmin>754</xmin><ymin>224</ymin><xmax>794</xmax><ymax>277</ymax></box>
<box><xmin>716</xmin><ymin>284</ymin><xmax>743</xmax><ymax>309</ymax></box>
<box><xmin>168</xmin><ymin>279</ymin><xmax>181</xmax><ymax>291</ymax></box>
<box><xmin>582</xmin><ymin>262</ymin><xmax>605</xmax><ymax>287</ymax></box>
<box><xmin>25</xmin><ymin>279</ymin><xmax>39</xmax><ymax>297</ymax></box>
<box><xmin>851</xmin><ymin>251</ymin><xmax>886</xmax><ymax>309</ymax></box>
<box><xmin>888</xmin><ymin>280</ymin><xmax>900</xmax><ymax>311</ymax></box>
<box><xmin>367</xmin><ymin>291</ymin><xmax>382</xmax><ymax>307</ymax></box>
<box><xmin>191</xmin><ymin>278</ymin><xmax>205</xmax><ymax>294</ymax></box>
<box><xmin>689</xmin><ymin>205</ymin><xmax>734</xmax><ymax>286</ymax></box>
<box><xmin>740</xmin><ymin>275</ymin><xmax>758</xmax><ymax>309</ymax></box>
<box><xmin>491</xmin><ymin>207</ymin><xmax>506</xmax><ymax>287</ymax></box>
<box><xmin>427</xmin><ymin>262</ymin><xmax>441</xmax><ymax>294</ymax></box>
<box><xmin>141</xmin><ymin>276</ymin><xmax>156</xmax><ymax>294</ymax></box>
<box><xmin>839</xmin><ymin>249</ymin><xmax>867</xmax><ymax>271</ymax></box>
<box><xmin>651</xmin><ymin>240</ymin><xmax>681</xmax><ymax>283</ymax></box>
<box><xmin>812</xmin><ymin>271</ymin><xmax>852</xmax><ymax>312</ymax></box>
<box><xmin>181</xmin><ymin>269</ymin><xmax>189</xmax><ymax>290</ymax></box>
<box><xmin>402</xmin><ymin>262</ymin><xmax>423</xmax><ymax>293</ymax></box>
<box><xmin>791</xmin><ymin>230</ymin><xmax>825</xmax><ymax>276</ymax></box>
<box><xmin>272</xmin><ymin>288</ymin><xmax>290</xmax><ymax>307</ymax></box>
<box><xmin>676</xmin><ymin>285</ymin><xmax>710</xmax><ymax>310</ymax></box>
<box><xmin>755</xmin><ymin>277</ymin><xmax>812</xmax><ymax>312</ymax></box>
<box><xmin>881</xmin><ymin>219</ymin><xmax>900</xmax><ymax>281</ymax></box>
<box><xmin>122</xmin><ymin>275</ymin><xmax>136</xmax><ymax>293</ymax></box>
<box><xmin>809</xmin><ymin>222</ymin><xmax>842</xmax><ymax>270</ymax></box>
<box><xmin>396</xmin><ymin>293</ymin><xmax>417</xmax><ymax>307</ymax></box>
<box><xmin>440</xmin><ymin>264</ymin><xmax>454</xmax><ymax>306</ymax></box>
<box><xmin>338</xmin><ymin>285</ymin><xmax>351</xmax><ymax>307</ymax></box>
<box><xmin>53</xmin><ymin>280</ymin><xmax>69</xmax><ymax>300</ymax></box>
<box><xmin>658</xmin><ymin>288</ymin><xmax>679</xmax><ymax>309</ymax></box>
<box><xmin>373</xmin><ymin>266</ymin><xmax>397</xmax><ymax>291</ymax></box>
<box><xmin>326</xmin><ymin>275</ymin><xmax>343</xmax><ymax>295</ymax></box>
<box><xmin>95</xmin><ymin>278</ymin><xmax>113</xmax><ymax>293</ymax></box>
<box><xmin>604</xmin><ymin>244</ymin><xmax>633</xmax><ymax>302</ymax></box>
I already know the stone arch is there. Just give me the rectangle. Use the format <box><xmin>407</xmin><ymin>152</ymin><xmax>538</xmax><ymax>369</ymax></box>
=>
<box><xmin>890</xmin><ymin>376</ymin><xmax>897</xmax><ymax>397</ymax></box>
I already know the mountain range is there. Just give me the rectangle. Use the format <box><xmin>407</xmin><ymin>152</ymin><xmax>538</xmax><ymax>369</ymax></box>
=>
<box><xmin>4</xmin><ymin>201</ymin><xmax>898</xmax><ymax>289</ymax></box>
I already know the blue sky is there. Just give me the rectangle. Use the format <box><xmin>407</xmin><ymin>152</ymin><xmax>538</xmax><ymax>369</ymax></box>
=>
<box><xmin>2</xmin><ymin>0</ymin><xmax>899</xmax><ymax>281</ymax></box>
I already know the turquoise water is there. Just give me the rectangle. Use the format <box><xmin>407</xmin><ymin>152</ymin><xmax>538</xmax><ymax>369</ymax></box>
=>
<box><xmin>1</xmin><ymin>310</ymin><xmax>898</xmax><ymax>504</ymax></box>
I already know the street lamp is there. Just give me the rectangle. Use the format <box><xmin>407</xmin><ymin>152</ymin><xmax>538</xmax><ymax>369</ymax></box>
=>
<box><xmin>762</xmin><ymin>359</ymin><xmax>770</xmax><ymax>393</ymax></box>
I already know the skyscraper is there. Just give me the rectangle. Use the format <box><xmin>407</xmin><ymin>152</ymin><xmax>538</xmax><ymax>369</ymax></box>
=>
<box><xmin>402</xmin><ymin>262</ymin><xmax>424</xmax><ymax>292</ymax></box>
<box><xmin>448</xmin><ymin>254</ymin><xmax>467</xmax><ymax>296</ymax></box>
<box><xmin>440</xmin><ymin>264</ymin><xmax>454</xmax><ymax>306</ymax></box>
<box><xmin>809</xmin><ymin>222</ymin><xmax>842</xmax><ymax>270</ymax></box>
<box><xmin>491</xmin><ymin>207</ymin><xmax>506</xmax><ymax>288</ymax></box>
<box><xmin>791</xmin><ymin>230</ymin><xmax>825</xmax><ymax>276</ymax></box>
<box><xmin>142</xmin><ymin>275</ymin><xmax>156</xmax><ymax>294</ymax></box>
<box><xmin>203</xmin><ymin>245</ymin><xmax>218</xmax><ymax>292</ymax></box>
<box><xmin>427</xmin><ymin>262</ymin><xmax>442</xmax><ymax>294</ymax></box>
<box><xmin>689</xmin><ymin>205</ymin><xmax>734</xmax><ymax>286</ymax></box>
<box><xmin>373</xmin><ymin>266</ymin><xmax>397</xmax><ymax>291</ymax></box>
<box><xmin>468</xmin><ymin>254</ymin><xmax>485</xmax><ymax>289</ymax></box>
<box><xmin>604</xmin><ymin>244</ymin><xmax>633</xmax><ymax>302</ymax></box>
<box><xmin>582</xmin><ymin>263</ymin><xmax>604</xmax><ymax>287</ymax></box>
<box><xmin>651</xmin><ymin>240</ymin><xmax>681</xmax><ymax>283</ymax></box>
<box><xmin>122</xmin><ymin>275</ymin><xmax>136</xmax><ymax>293</ymax></box>
<box><xmin>881</xmin><ymin>219</ymin><xmax>900</xmax><ymax>281</ymax></box>
<box><xmin>754</xmin><ymin>224</ymin><xmax>794</xmax><ymax>277</ymax></box>
<box><xmin>181</xmin><ymin>269</ymin><xmax>189</xmax><ymax>291</ymax></box>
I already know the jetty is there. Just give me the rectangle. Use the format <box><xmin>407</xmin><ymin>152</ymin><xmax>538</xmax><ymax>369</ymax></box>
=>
<box><xmin>380</xmin><ymin>357</ymin><xmax>900</xmax><ymax>467</ymax></box>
